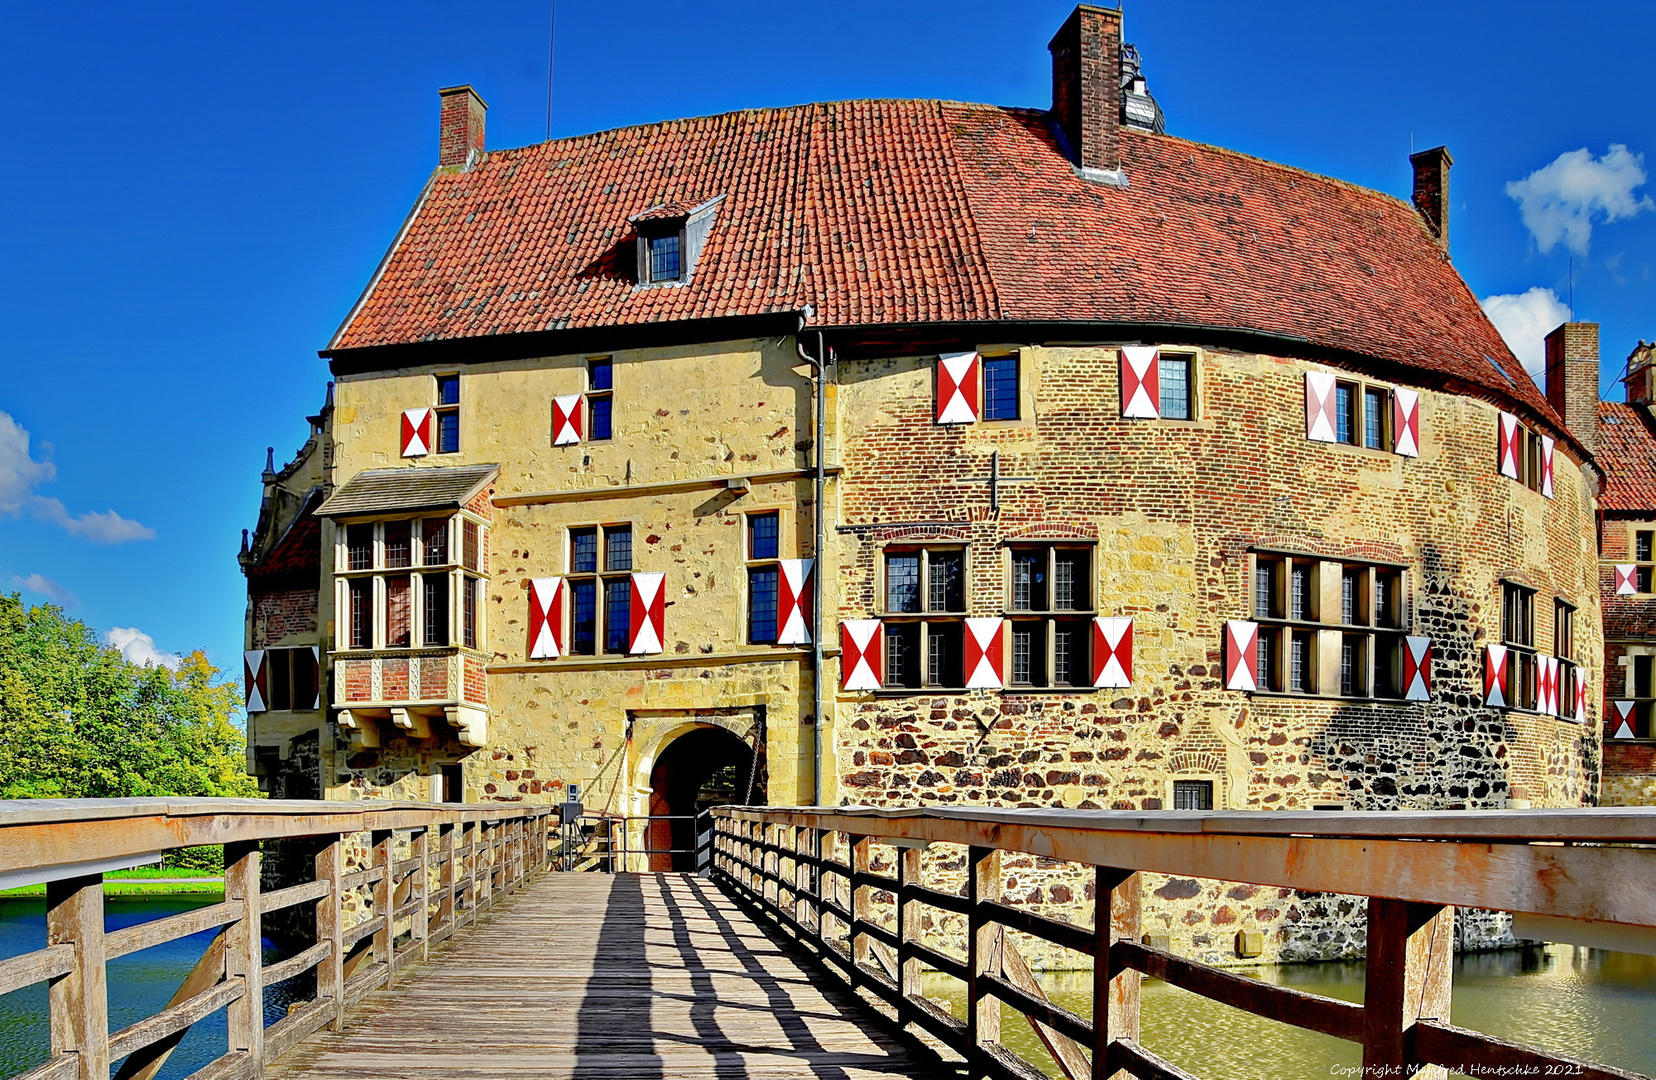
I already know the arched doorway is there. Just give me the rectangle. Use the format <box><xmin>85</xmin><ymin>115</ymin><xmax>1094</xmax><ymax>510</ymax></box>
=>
<box><xmin>647</xmin><ymin>726</ymin><xmax>764</xmax><ymax>871</ymax></box>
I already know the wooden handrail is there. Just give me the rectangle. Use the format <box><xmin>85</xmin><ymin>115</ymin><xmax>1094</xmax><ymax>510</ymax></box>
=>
<box><xmin>0</xmin><ymin>799</ymin><xmax>555</xmax><ymax>1080</ymax></box>
<box><xmin>711</xmin><ymin>805</ymin><xmax>1656</xmax><ymax>1080</ymax></box>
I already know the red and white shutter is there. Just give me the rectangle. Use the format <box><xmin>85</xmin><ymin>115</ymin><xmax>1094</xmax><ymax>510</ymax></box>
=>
<box><xmin>1393</xmin><ymin>389</ymin><xmax>1421</xmax><ymax>457</ymax></box>
<box><xmin>528</xmin><ymin>577</ymin><xmax>566</xmax><ymax>659</ymax></box>
<box><xmin>963</xmin><ymin>617</ymin><xmax>1005</xmax><ymax>689</ymax></box>
<box><xmin>777</xmin><ymin>559</ymin><xmax>813</xmax><ymax>645</ymax></box>
<box><xmin>1484</xmin><ymin>645</ymin><xmax>1508</xmax><ymax>708</ymax></box>
<box><xmin>243</xmin><ymin>650</ymin><xmax>267</xmax><ymax>712</ymax></box>
<box><xmin>1403</xmin><ymin>636</ymin><xmax>1432</xmax><ymax>701</ymax></box>
<box><xmin>401</xmin><ymin>408</ymin><xmax>433</xmax><ymax>457</ymax></box>
<box><xmin>841</xmin><ymin>620</ymin><xmax>884</xmax><ymax>691</ymax></box>
<box><xmin>1540</xmin><ymin>435</ymin><xmax>1555</xmax><ymax>498</ymax></box>
<box><xmin>1497</xmin><ymin>412</ymin><xmax>1520</xmax><ymax>478</ymax></box>
<box><xmin>553</xmin><ymin>394</ymin><xmax>586</xmax><ymax>445</ymax></box>
<box><xmin>1538</xmin><ymin>655</ymin><xmax>1558</xmax><ymax>715</ymax></box>
<box><xmin>1120</xmin><ymin>347</ymin><xmax>1160</xmax><ymax>419</ymax></box>
<box><xmin>1612</xmin><ymin>700</ymin><xmax>1636</xmax><ymax>739</ymax></box>
<box><xmin>1616</xmin><ymin>565</ymin><xmax>1639</xmax><ymax>595</ymax></box>
<box><xmin>309</xmin><ymin>646</ymin><xmax>321</xmax><ymax>710</ymax></box>
<box><xmin>628</xmin><ymin>572</ymin><xmax>665</xmax><ymax>655</ymax></box>
<box><xmin>1575</xmin><ymin>669</ymin><xmax>1588</xmax><ymax>725</ymax></box>
<box><xmin>1224</xmin><ymin>621</ymin><xmax>1258</xmax><ymax>691</ymax></box>
<box><xmin>1305</xmin><ymin>371</ymin><xmax>1337</xmax><ymax>442</ymax></box>
<box><xmin>936</xmin><ymin>352</ymin><xmax>981</xmax><ymax>425</ymax></box>
<box><xmin>1092</xmin><ymin>616</ymin><xmax>1134</xmax><ymax>688</ymax></box>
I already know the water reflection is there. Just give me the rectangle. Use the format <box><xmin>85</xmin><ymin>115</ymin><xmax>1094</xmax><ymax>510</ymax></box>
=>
<box><xmin>923</xmin><ymin>945</ymin><xmax>1656</xmax><ymax>1079</ymax></box>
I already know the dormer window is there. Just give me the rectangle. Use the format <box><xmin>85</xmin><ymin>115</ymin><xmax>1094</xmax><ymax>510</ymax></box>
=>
<box><xmin>629</xmin><ymin>194</ymin><xmax>723</xmax><ymax>288</ymax></box>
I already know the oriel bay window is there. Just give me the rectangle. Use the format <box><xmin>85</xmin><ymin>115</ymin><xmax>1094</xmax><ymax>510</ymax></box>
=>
<box><xmin>568</xmin><ymin>524</ymin><xmax>633</xmax><ymax>655</ymax></box>
<box><xmin>1007</xmin><ymin>545</ymin><xmax>1093</xmax><ymax>687</ymax></box>
<box><xmin>1252</xmin><ymin>552</ymin><xmax>1405</xmax><ymax>698</ymax></box>
<box><xmin>882</xmin><ymin>546</ymin><xmax>965</xmax><ymax>689</ymax></box>
<box><xmin>336</xmin><ymin>516</ymin><xmax>485</xmax><ymax>652</ymax></box>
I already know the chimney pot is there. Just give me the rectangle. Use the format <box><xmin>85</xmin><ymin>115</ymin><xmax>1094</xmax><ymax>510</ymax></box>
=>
<box><xmin>1410</xmin><ymin>146</ymin><xmax>1452</xmax><ymax>252</ymax></box>
<box><xmin>1544</xmin><ymin>322</ymin><xmax>1599</xmax><ymax>455</ymax></box>
<box><xmin>439</xmin><ymin>85</ymin><xmax>488</xmax><ymax>169</ymax></box>
<box><xmin>1049</xmin><ymin>5</ymin><xmax>1125</xmax><ymax>184</ymax></box>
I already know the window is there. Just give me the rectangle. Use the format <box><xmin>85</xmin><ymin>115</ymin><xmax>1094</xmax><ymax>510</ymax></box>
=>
<box><xmin>1633</xmin><ymin>528</ymin><xmax>1655</xmax><ymax>593</ymax></box>
<box><xmin>1251</xmin><ymin>552</ymin><xmax>1404</xmax><ymax>698</ymax></box>
<box><xmin>1630</xmin><ymin>654</ymin><xmax>1655</xmax><ymax>738</ymax></box>
<box><xmin>648</xmin><ymin>233</ymin><xmax>681</xmax><ymax>282</ymax></box>
<box><xmin>1007</xmin><ymin>545</ymin><xmax>1094</xmax><ymax>688</ymax></box>
<box><xmin>746</xmin><ymin>511</ymin><xmax>781</xmax><ymax>645</ymax></box>
<box><xmin>262</xmin><ymin>648</ymin><xmax>319</xmax><ymax>711</ymax></box>
<box><xmin>336</xmin><ymin>516</ymin><xmax>482</xmax><ymax>656</ymax></box>
<box><xmin>1555</xmin><ymin>599</ymin><xmax>1577</xmax><ymax>722</ymax></box>
<box><xmin>566</xmin><ymin>524</ymin><xmax>633</xmax><ymax>655</ymax></box>
<box><xmin>435</xmin><ymin>375</ymin><xmax>460</xmax><ymax>454</ymax></box>
<box><xmin>1334</xmin><ymin>382</ymin><xmax>1356</xmax><ymax>445</ymax></box>
<box><xmin>982</xmin><ymin>354</ymin><xmax>1020</xmax><ymax>421</ymax></box>
<box><xmin>587</xmin><ymin>358</ymin><xmax>613</xmax><ymax>441</ymax></box>
<box><xmin>1363</xmin><ymin>388</ymin><xmax>1390</xmax><ymax>450</ymax></box>
<box><xmin>1502</xmin><ymin>582</ymin><xmax>1537</xmax><ymax>711</ymax></box>
<box><xmin>1158</xmin><ymin>354</ymin><xmax>1193</xmax><ymax>420</ymax></box>
<box><xmin>1172</xmin><ymin>780</ymin><xmax>1213</xmax><ymax>810</ymax></box>
<box><xmin>882</xmin><ymin>546</ymin><xmax>966</xmax><ymax>688</ymax></box>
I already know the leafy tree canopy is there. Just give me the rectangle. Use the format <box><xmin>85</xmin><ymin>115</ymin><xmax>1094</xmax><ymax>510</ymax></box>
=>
<box><xmin>0</xmin><ymin>593</ymin><xmax>260</xmax><ymax>799</ymax></box>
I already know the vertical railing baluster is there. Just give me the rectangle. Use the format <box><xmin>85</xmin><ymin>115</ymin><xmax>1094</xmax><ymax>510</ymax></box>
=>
<box><xmin>315</xmin><ymin>833</ymin><xmax>345</xmax><ymax>1031</ymax></box>
<box><xmin>47</xmin><ymin>872</ymin><xmax>108</xmax><ymax>1080</ymax></box>
<box><xmin>460</xmin><ymin>819</ymin><xmax>477</xmax><ymax>927</ymax></box>
<box><xmin>371</xmin><ymin>828</ymin><xmax>395</xmax><ymax>985</ymax></box>
<box><xmin>812</xmin><ymin>828</ymin><xmax>825</xmax><ymax>938</ymax></box>
<box><xmin>898</xmin><ymin>844</ymin><xmax>923</xmax><ymax>1008</ymax></box>
<box><xmin>1092</xmin><ymin>868</ymin><xmax>1139</xmax><ymax>1080</ymax></box>
<box><xmin>967</xmin><ymin>845</ymin><xmax>1002</xmax><ymax>1077</ymax></box>
<box><xmin>849</xmin><ymin>834</ymin><xmax>870</xmax><ymax>990</ymax></box>
<box><xmin>1363</xmin><ymin>899</ymin><xmax>1453</xmax><ymax>1080</ymax></box>
<box><xmin>224</xmin><ymin>840</ymin><xmax>264</xmax><ymax>1076</ymax></box>
<box><xmin>411</xmin><ymin>827</ymin><xmax>430</xmax><ymax>962</ymax></box>
<box><xmin>437</xmin><ymin>822</ymin><xmax>455</xmax><ymax>937</ymax></box>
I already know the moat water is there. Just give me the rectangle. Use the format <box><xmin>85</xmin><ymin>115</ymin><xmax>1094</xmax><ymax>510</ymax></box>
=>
<box><xmin>3</xmin><ymin>896</ymin><xmax>1654</xmax><ymax>1079</ymax></box>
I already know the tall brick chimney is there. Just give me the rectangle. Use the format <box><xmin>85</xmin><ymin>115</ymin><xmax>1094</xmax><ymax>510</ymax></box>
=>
<box><xmin>439</xmin><ymin>85</ymin><xmax>487</xmax><ymax>169</ymax></box>
<box><xmin>1545</xmin><ymin>321</ymin><xmax>1600</xmax><ymax>455</ymax></box>
<box><xmin>1410</xmin><ymin>146</ymin><xmax>1452</xmax><ymax>252</ymax></box>
<box><xmin>1049</xmin><ymin>5</ymin><xmax>1124</xmax><ymax>183</ymax></box>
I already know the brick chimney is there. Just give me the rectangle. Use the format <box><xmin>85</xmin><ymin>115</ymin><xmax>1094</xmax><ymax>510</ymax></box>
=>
<box><xmin>1410</xmin><ymin>146</ymin><xmax>1452</xmax><ymax>252</ymax></box>
<box><xmin>1049</xmin><ymin>5</ymin><xmax>1124</xmax><ymax>183</ymax></box>
<box><xmin>1545</xmin><ymin>321</ymin><xmax>1600</xmax><ymax>455</ymax></box>
<box><xmin>439</xmin><ymin>85</ymin><xmax>487</xmax><ymax>168</ymax></box>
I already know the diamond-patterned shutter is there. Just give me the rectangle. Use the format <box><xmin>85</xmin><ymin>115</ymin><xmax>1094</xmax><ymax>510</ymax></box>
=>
<box><xmin>1612</xmin><ymin>700</ymin><xmax>1636</xmax><ymax>739</ymax></box>
<box><xmin>1497</xmin><ymin>412</ymin><xmax>1520</xmax><ymax>479</ymax></box>
<box><xmin>1403</xmin><ymin>636</ymin><xmax>1432</xmax><ymax>701</ymax></box>
<box><xmin>936</xmin><ymin>352</ymin><xmax>981</xmax><ymax>424</ymax></box>
<box><xmin>1120</xmin><ymin>347</ymin><xmax>1160</xmax><ymax>419</ymax></box>
<box><xmin>1393</xmin><ymin>388</ymin><xmax>1421</xmax><ymax>457</ymax></box>
<box><xmin>1305</xmin><ymin>371</ymin><xmax>1337</xmax><ymax>442</ymax></box>
<box><xmin>628</xmin><ymin>572</ymin><xmax>665</xmax><ymax>655</ymax></box>
<box><xmin>244</xmin><ymin>650</ymin><xmax>267</xmax><ymax>713</ymax></box>
<box><xmin>309</xmin><ymin>646</ymin><xmax>321</xmax><ymax>709</ymax></box>
<box><xmin>841</xmin><ymin>620</ymin><xmax>884</xmax><ymax>691</ymax></box>
<box><xmin>1537</xmin><ymin>655</ymin><xmax>1557</xmax><ymax>716</ymax></box>
<box><xmin>1484</xmin><ymin>645</ymin><xmax>1508</xmax><ymax>708</ymax></box>
<box><xmin>963</xmin><ymin>618</ymin><xmax>1005</xmax><ymax>689</ymax></box>
<box><xmin>1224</xmin><ymin>621</ymin><xmax>1258</xmax><ymax>691</ymax></box>
<box><xmin>401</xmin><ymin>408</ymin><xmax>433</xmax><ymax>457</ymax></box>
<box><xmin>528</xmin><ymin>577</ymin><xmax>566</xmax><ymax>659</ymax></box>
<box><xmin>777</xmin><ymin>559</ymin><xmax>814</xmax><ymax>645</ymax></box>
<box><xmin>1540</xmin><ymin>435</ymin><xmax>1555</xmax><ymax>498</ymax></box>
<box><xmin>1092</xmin><ymin>617</ymin><xmax>1133</xmax><ymax>688</ymax></box>
<box><xmin>1616</xmin><ymin>565</ymin><xmax>1639</xmax><ymax>595</ymax></box>
<box><xmin>553</xmin><ymin>394</ymin><xmax>586</xmax><ymax>445</ymax></box>
<box><xmin>1575</xmin><ymin>667</ymin><xmax>1588</xmax><ymax>725</ymax></box>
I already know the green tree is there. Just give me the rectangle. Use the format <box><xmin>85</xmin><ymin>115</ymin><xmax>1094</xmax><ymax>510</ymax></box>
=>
<box><xmin>0</xmin><ymin>593</ymin><xmax>259</xmax><ymax>799</ymax></box>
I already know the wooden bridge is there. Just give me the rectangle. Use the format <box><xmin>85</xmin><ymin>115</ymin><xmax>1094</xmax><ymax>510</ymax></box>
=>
<box><xmin>3</xmin><ymin>800</ymin><xmax>1656</xmax><ymax>1080</ymax></box>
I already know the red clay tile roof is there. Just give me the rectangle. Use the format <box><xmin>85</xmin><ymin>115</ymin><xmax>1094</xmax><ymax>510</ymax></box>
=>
<box><xmin>1597</xmin><ymin>402</ymin><xmax>1656</xmax><ymax>511</ymax></box>
<box><xmin>330</xmin><ymin>98</ymin><xmax>1552</xmax><ymax>422</ymax></box>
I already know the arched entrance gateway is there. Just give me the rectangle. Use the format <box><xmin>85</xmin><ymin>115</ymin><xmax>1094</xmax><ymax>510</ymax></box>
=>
<box><xmin>646</xmin><ymin>725</ymin><xmax>765</xmax><ymax>871</ymax></box>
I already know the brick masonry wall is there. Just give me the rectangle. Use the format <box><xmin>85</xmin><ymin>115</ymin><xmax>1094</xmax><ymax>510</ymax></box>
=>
<box><xmin>252</xmin><ymin>588</ymin><xmax>317</xmax><ymax>647</ymax></box>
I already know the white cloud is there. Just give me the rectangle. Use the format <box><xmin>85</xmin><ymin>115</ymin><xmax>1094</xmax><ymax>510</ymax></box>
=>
<box><xmin>1480</xmin><ymin>287</ymin><xmax>1572</xmax><ymax>378</ymax></box>
<box><xmin>106</xmin><ymin>627</ymin><xmax>182</xmax><ymax>670</ymax></box>
<box><xmin>11</xmin><ymin>573</ymin><xmax>78</xmax><ymax>607</ymax></box>
<box><xmin>0</xmin><ymin>411</ymin><xmax>154</xmax><ymax>543</ymax></box>
<box><xmin>1506</xmin><ymin>144</ymin><xmax>1654</xmax><ymax>256</ymax></box>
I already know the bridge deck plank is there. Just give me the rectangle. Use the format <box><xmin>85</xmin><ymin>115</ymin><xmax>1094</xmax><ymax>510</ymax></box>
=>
<box><xmin>266</xmin><ymin>872</ymin><xmax>954</xmax><ymax>1079</ymax></box>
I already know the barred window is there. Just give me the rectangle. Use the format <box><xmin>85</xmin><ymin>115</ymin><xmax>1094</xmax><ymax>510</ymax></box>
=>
<box><xmin>1172</xmin><ymin>780</ymin><xmax>1213</xmax><ymax>810</ymax></box>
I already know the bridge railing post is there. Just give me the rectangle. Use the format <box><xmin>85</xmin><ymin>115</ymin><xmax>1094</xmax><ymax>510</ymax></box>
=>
<box><xmin>1363</xmin><ymin>899</ymin><xmax>1453</xmax><ymax>1080</ymax></box>
<box><xmin>967</xmin><ymin>845</ymin><xmax>1002</xmax><ymax>1079</ymax></box>
<box><xmin>411</xmin><ymin>827</ymin><xmax>431</xmax><ymax>963</ymax></box>
<box><xmin>224</xmin><ymin>839</ymin><xmax>264</xmax><ymax>1077</ymax></box>
<box><xmin>848</xmin><ymin>834</ymin><xmax>870</xmax><ymax>992</ymax></box>
<box><xmin>1092</xmin><ymin>867</ymin><xmax>1139</xmax><ymax>1080</ymax></box>
<box><xmin>315</xmin><ymin>833</ymin><xmax>345</xmax><ymax>1032</ymax></box>
<box><xmin>371</xmin><ymin>829</ymin><xmax>395</xmax><ymax>986</ymax></box>
<box><xmin>897</xmin><ymin>843</ymin><xmax>923</xmax><ymax>1006</ymax></box>
<box><xmin>436</xmin><ymin>823</ymin><xmax>455</xmax><ymax>938</ymax></box>
<box><xmin>47</xmin><ymin>872</ymin><xmax>109</xmax><ymax>1080</ymax></box>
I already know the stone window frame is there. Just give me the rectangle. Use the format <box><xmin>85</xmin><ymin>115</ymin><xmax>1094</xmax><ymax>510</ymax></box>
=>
<box><xmin>1554</xmin><ymin>598</ymin><xmax>1580</xmax><ymax>725</ymax></box>
<box><xmin>1248</xmin><ymin>549</ymin><xmax>1407</xmax><ymax>701</ymax></box>
<box><xmin>740</xmin><ymin>505</ymin><xmax>793</xmax><ymax>648</ymax></box>
<box><xmin>1500</xmin><ymin>579</ymin><xmax>1539</xmax><ymax>712</ymax></box>
<box><xmin>878</xmin><ymin>542</ymin><xmax>969</xmax><ymax>690</ymax></box>
<box><xmin>1507</xmin><ymin>419</ymin><xmax>1548</xmax><ymax>495</ymax></box>
<box><xmin>1155</xmin><ymin>348</ymin><xmax>1201</xmax><ymax>423</ymax></box>
<box><xmin>433</xmin><ymin>372</ymin><xmax>461</xmax><ymax>455</ymax></box>
<box><xmin>586</xmin><ymin>356</ymin><xmax>614</xmax><ymax>442</ymax></box>
<box><xmin>261</xmin><ymin>646</ymin><xmax>320</xmax><ymax>714</ymax></box>
<box><xmin>1002</xmin><ymin>541</ymin><xmax>1097</xmax><ymax>689</ymax></box>
<box><xmin>1627</xmin><ymin>524</ymin><xmax>1656</xmax><ymax>593</ymax></box>
<box><xmin>564</xmin><ymin>521</ymin><xmax>635</xmax><ymax>656</ymax></box>
<box><xmin>334</xmin><ymin>514</ymin><xmax>484</xmax><ymax>655</ymax></box>
<box><xmin>1327</xmin><ymin>376</ymin><xmax>1396</xmax><ymax>453</ymax></box>
<box><xmin>969</xmin><ymin>343</ymin><xmax>1039</xmax><ymax>430</ymax></box>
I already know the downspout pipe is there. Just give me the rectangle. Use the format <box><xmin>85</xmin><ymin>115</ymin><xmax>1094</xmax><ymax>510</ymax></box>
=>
<box><xmin>795</xmin><ymin>316</ymin><xmax>828</xmax><ymax>806</ymax></box>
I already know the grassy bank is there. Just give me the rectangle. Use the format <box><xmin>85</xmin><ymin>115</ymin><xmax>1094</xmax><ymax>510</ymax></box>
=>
<box><xmin>1</xmin><ymin>867</ymin><xmax>224</xmax><ymax>898</ymax></box>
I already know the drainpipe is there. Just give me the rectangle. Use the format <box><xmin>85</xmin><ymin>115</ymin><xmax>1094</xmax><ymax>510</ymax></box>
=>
<box><xmin>795</xmin><ymin>316</ymin><xmax>828</xmax><ymax>806</ymax></box>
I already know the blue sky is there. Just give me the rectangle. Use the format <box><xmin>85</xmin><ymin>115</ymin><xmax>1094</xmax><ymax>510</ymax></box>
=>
<box><xmin>2</xmin><ymin>0</ymin><xmax>1653</xmax><ymax>672</ymax></box>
